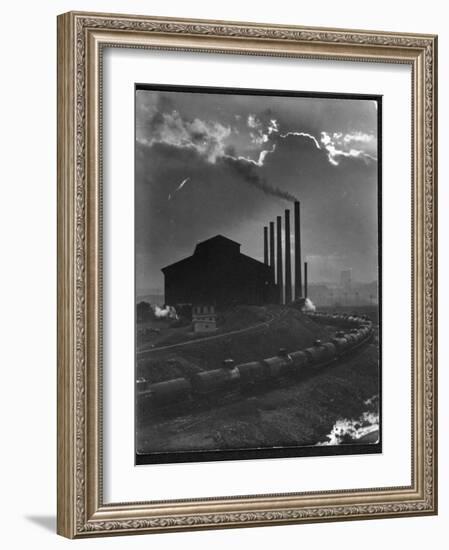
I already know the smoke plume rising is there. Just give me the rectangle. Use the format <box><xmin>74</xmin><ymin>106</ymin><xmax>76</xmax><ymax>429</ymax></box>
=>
<box><xmin>302</xmin><ymin>298</ymin><xmax>316</xmax><ymax>312</ymax></box>
<box><xmin>221</xmin><ymin>155</ymin><xmax>299</xmax><ymax>203</ymax></box>
<box><xmin>153</xmin><ymin>305</ymin><xmax>178</xmax><ymax>320</ymax></box>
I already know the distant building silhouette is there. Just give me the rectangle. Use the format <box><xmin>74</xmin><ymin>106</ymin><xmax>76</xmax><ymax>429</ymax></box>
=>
<box><xmin>340</xmin><ymin>269</ymin><xmax>352</xmax><ymax>288</ymax></box>
<box><xmin>162</xmin><ymin>235</ymin><xmax>277</xmax><ymax>307</ymax></box>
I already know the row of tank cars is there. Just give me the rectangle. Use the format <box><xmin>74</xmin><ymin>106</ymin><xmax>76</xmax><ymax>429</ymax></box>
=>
<box><xmin>137</xmin><ymin>312</ymin><xmax>374</xmax><ymax>410</ymax></box>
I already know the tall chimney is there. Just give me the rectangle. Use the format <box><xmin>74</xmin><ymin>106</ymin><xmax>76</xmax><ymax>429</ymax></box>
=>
<box><xmin>284</xmin><ymin>209</ymin><xmax>292</xmax><ymax>303</ymax></box>
<box><xmin>294</xmin><ymin>200</ymin><xmax>302</xmax><ymax>299</ymax></box>
<box><xmin>277</xmin><ymin>216</ymin><xmax>283</xmax><ymax>304</ymax></box>
<box><xmin>269</xmin><ymin>221</ymin><xmax>275</xmax><ymax>281</ymax></box>
<box><xmin>304</xmin><ymin>261</ymin><xmax>308</xmax><ymax>299</ymax></box>
<box><xmin>263</xmin><ymin>226</ymin><xmax>268</xmax><ymax>265</ymax></box>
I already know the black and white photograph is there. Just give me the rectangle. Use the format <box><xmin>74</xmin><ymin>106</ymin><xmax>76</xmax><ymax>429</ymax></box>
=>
<box><xmin>135</xmin><ymin>84</ymin><xmax>382</xmax><ymax>465</ymax></box>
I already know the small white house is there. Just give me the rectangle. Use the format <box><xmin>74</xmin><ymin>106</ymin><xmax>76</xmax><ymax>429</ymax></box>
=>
<box><xmin>192</xmin><ymin>305</ymin><xmax>217</xmax><ymax>333</ymax></box>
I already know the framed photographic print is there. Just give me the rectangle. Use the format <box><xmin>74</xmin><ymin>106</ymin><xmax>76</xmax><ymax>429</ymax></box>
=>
<box><xmin>57</xmin><ymin>11</ymin><xmax>438</xmax><ymax>538</ymax></box>
<box><xmin>134</xmin><ymin>84</ymin><xmax>383</xmax><ymax>465</ymax></box>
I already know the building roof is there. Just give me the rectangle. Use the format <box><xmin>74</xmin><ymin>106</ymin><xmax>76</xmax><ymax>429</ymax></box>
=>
<box><xmin>195</xmin><ymin>234</ymin><xmax>240</xmax><ymax>247</ymax></box>
<box><xmin>162</xmin><ymin>235</ymin><xmax>240</xmax><ymax>272</ymax></box>
<box><xmin>161</xmin><ymin>234</ymin><xmax>268</xmax><ymax>273</ymax></box>
<box><xmin>194</xmin><ymin>234</ymin><xmax>241</xmax><ymax>254</ymax></box>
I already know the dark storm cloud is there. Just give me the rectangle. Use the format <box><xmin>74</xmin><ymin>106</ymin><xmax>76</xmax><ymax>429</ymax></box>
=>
<box><xmin>135</xmin><ymin>89</ymin><xmax>379</xmax><ymax>294</ymax></box>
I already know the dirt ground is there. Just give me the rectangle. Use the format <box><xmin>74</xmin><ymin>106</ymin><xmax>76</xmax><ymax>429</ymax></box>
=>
<box><xmin>136</xmin><ymin>324</ymin><xmax>380</xmax><ymax>457</ymax></box>
<box><xmin>137</xmin><ymin>305</ymin><xmax>335</xmax><ymax>384</ymax></box>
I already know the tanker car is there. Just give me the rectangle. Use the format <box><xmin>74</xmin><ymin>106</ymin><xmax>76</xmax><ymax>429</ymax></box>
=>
<box><xmin>137</xmin><ymin>312</ymin><xmax>374</xmax><ymax>410</ymax></box>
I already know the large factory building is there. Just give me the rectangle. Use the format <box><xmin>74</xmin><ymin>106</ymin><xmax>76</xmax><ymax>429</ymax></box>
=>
<box><xmin>162</xmin><ymin>235</ymin><xmax>277</xmax><ymax>307</ymax></box>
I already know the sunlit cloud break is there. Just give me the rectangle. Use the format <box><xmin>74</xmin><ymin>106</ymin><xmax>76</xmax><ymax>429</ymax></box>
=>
<box><xmin>139</xmin><ymin>109</ymin><xmax>295</xmax><ymax>201</ymax></box>
<box><xmin>231</xmin><ymin>144</ymin><xmax>277</xmax><ymax>168</ymax></box>
<box><xmin>247</xmin><ymin>114</ymin><xmax>321</xmax><ymax>151</ymax></box>
<box><xmin>138</xmin><ymin>108</ymin><xmax>375</xmax><ymax>202</ymax></box>
<box><xmin>137</xmin><ymin>110</ymin><xmax>231</xmax><ymax>163</ymax></box>
<box><xmin>267</xmin><ymin>119</ymin><xmax>279</xmax><ymax>134</ymax></box>
<box><xmin>320</xmin><ymin>131</ymin><xmax>377</xmax><ymax>166</ymax></box>
<box><xmin>280</xmin><ymin>130</ymin><xmax>321</xmax><ymax>150</ymax></box>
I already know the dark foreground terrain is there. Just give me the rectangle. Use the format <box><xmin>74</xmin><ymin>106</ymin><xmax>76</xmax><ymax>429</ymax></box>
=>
<box><xmin>136</xmin><ymin>307</ymin><xmax>380</xmax><ymax>457</ymax></box>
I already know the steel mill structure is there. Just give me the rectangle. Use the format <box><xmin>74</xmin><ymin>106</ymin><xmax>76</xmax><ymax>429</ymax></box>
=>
<box><xmin>161</xmin><ymin>200</ymin><xmax>309</xmax><ymax>308</ymax></box>
<box><xmin>162</xmin><ymin>235</ymin><xmax>278</xmax><ymax>307</ymax></box>
<box><xmin>263</xmin><ymin>200</ymin><xmax>308</xmax><ymax>305</ymax></box>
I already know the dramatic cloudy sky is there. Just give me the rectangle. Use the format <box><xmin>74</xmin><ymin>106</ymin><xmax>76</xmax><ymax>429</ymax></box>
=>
<box><xmin>135</xmin><ymin>87</ymin><xmax>379</xmax><ymax>296</ymax></box>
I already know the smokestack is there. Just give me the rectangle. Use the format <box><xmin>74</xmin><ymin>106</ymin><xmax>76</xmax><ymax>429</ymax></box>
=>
<box><xmin>269</xmin><ymin>221</ymin><xmax>275</xmax><ymax>281</ymax></box>
<box><xmin>294</xmin><ymin>200</ymin><xmax>302</xmax><ymax>299</ymax></box>
<box><xmin>277</xmin><ymin>216</ymin><xmax>283</xmax><ymax>304</ymax></box>
<box><xmin>284</xmin><ymin>209</ymin><xmax>292</xmax><ymax>303</ymax></box>
<box><xmin>304</xmin><ymin>261</ymin><xmax>308</xmax><ymax>299</ymax></box>
<box><xmin>263</xmin><ymin>226</ymin><xmax>268</xmax><ymax>265</ymax></box>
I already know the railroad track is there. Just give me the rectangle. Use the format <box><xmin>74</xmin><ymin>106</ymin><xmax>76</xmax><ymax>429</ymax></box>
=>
<box><xmin>137</xmin><ymin>311</ymin><xmax>375</xmax><ymax>410</ymax></box>
<box><xmin>137</xmin><ymin>308</ymin><xmax>288</xmax><ymax>358</ymax></box>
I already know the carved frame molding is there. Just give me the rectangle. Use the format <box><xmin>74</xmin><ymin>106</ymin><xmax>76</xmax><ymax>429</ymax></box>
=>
<box><xmin>57</xmin><ymin>11</ymin><xmax>437</xmax><ymax>538</ymax></box>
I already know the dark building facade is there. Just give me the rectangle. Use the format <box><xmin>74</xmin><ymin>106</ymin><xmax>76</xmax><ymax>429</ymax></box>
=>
<box><xmin>162</xmin><ymin>235</ymin><xmax>277</xmax><ymax>307</ymax></box>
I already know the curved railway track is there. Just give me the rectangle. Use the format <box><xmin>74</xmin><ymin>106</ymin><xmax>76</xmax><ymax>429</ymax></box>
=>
<box><xmin>137</xmin><ymin>311</ymin><xmax>375</xmax><ymax>410</ymax></box>
<box><xmin>137</xmin><ymin>308</ymin><xmax>288</xmax><ymax>358</ymax></box>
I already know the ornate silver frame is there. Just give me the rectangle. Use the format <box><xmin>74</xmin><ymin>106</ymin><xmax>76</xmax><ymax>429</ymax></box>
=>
<box><xmin>57</xmin><ymin>11</ymin><xmax>438</xmax><ymax>538</ymax></box>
